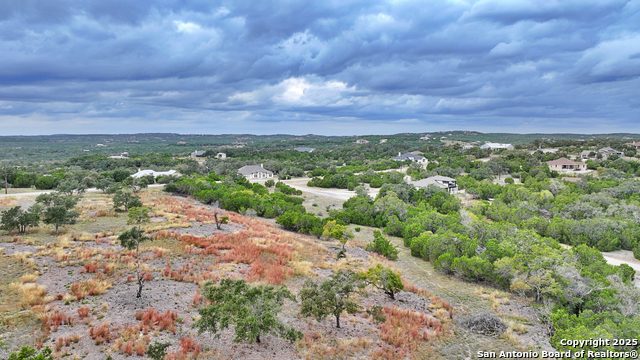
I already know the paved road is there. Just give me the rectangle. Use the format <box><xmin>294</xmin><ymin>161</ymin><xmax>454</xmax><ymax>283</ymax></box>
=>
<box><xmin>0</xmin><ymin>184</ymin><xmax>165</xmax><ymax>198</ymax></box>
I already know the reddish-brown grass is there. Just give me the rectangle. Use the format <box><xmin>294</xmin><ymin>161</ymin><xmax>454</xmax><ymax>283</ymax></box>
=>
<box><xmin>138</xmin><ymin>307</ymin><xmax>178</xmax><ymax>334</ymax></box>
<box><xmin>89</xmin><ymin>321</ymin><xmax>111</xmax><ymax>344</ymax></box>
<box><xmin>77</xmin><ymin>306</ymin><xmax>90</xmax><ymax>319</ymax></box>
<box><xmin>378</xmin><ymin>306</ymin><xmax>442</xmax><ymax>353</ymax></box>
<box><xmin>41</xmin><ymin>309</ymin><xmax>73</xmax><ymax>335</ymax></box>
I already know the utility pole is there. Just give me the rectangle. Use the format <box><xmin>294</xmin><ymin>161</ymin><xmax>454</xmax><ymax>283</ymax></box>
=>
<box><xmin>3</xmin><ymin>161</ymin><xmax>7</xmax><ymax>194</ymax></box>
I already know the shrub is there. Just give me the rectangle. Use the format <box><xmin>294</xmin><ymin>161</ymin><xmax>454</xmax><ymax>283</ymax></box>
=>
<box><xmin>365</xmin><ymin>230</ymin><xmax>398</xmax><ymax>260</ymax></box>
<box><xmin>366</xmin><ymin>305</ymin><xmax>386</xmax><ymax>324</ymax></box>
<box><xmin>354</xmin><ymin>227</ymin><xmax>361</xmax><ymax>232</ymax></box>
<box><xmin>451</xmin><ymin>256</ymin><xmax>494</xmax><ymax>282</ymax></box>
<box><xmin>147</xmin><ymin>342</ymin><xmax>170</xmax><ymax>360</ymax></box>
<box><xmin>433</xmin><ymin>253</ymin><xmax>454</xmax><ymax>274</ymax></box>
<box><xmin>8</xmin><ymin>346</ymin><xmax>53</xmax><ymax>360</ymax></box>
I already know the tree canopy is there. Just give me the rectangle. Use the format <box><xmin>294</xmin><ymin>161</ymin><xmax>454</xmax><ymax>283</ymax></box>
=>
<box><xmin>194</xmin><ymin>278</ymin><xmax>301</xmax><ymax>344</ymax></box>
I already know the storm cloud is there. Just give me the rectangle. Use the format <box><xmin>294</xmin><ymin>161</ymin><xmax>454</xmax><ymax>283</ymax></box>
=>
<box><xmin>0</xmin><ymin>0</ymin><xmax>639</xmax><ymax>135</ymax></box>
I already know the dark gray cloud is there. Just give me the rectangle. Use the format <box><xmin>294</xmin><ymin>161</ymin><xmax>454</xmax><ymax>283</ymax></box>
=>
<box><xmin>0</xmin><ymin>0</ymin><xmax>639</xmax><ymax>135</ymax></box>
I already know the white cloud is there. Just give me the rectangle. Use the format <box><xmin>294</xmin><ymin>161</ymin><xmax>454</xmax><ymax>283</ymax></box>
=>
<box><xmin>174</xmin><ymin>21</ymin><xmax>201</xmax><ymax>33</ymax></box>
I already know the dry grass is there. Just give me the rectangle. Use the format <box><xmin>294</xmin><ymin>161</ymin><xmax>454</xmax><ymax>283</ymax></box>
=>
<box><xmin>69</xmin><ymin>277</ymin><xmax>112</xmax><ymax>299</ymax></box>
<box><xmin>40</xmin><ymin>309</ymin><xmax>74</xmax><ymax>336</ymax></box>
<box><xmin>290</xmin><ymin>260</ymin><xmax>315</xmax><ymax>277</ymax></box>
<box><xmin>12</xmin><ymin>251</ymin><xmax>34</xmax><ymax>264</ymax></box>
<box><xmin>89</xmin><ymin>322</ymin><xmax>112</xmax><ymax>344</ymax></box>
<box><xmin>0</xmin><ymin>198</ymin><xmax>19</xmax><ymax>207</ymax></box>
<box><xmin>378</xmin><ymin>306</ymin><xmax>443</xmax><ymax>353</ymax></box>
<box><xmin>135</xmin><ymin>307</ymin><xmax>179</xmax><ymax>334</ymax></box>
<box><xmin>20</xmin><ymin>273</ymin><xmax>38</xmax><ymax>283</ymax></box>
<box><xmin>298</xmin><ymin>332</ymin><xmax>374</xmax><ymax>360</ymax></box>
<box><xmin>78</xmin><ymin>306</ymin><xmax>90</xmax><ymax>319</ymax></box>
<box><xmin>9</xmin><ymin>282</ymin><xmax>52</xmax><ymax>309</ymax></box>
<box><xmin>165</xmin><ymin>336</ymin><xmax>201</xmax><ymax>360</ymax></box>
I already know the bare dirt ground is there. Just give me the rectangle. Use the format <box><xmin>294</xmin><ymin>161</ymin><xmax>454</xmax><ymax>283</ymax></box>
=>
<box><xmin>282</xmin><ymin>179</ymin><xmax>380</xmax><ymax>201</ymax></box>
<box><xmin>0</xmin><ymin>188</ymin><xmax>457</xmax><ymax>360</ymax></box>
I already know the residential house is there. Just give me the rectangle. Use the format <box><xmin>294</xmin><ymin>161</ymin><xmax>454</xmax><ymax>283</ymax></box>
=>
<box><xmin>109</xmin><ymin>152</ymin><xmax>130</xmax><ymax>159</ymax></box>
<box><xmin>379</xmin><ymin>139</ymin><xmax>388</xmax><ymax>144</ymax></box>
<box><xmin>215</xmin><ymin>153</ymin><xmax>226</xmax><ymax>159</ymax></box>
<box><xmin>392</xmin><ymin>152</ymin><xmax>428</xmax><ymax>165</ymax></box>
<box><xmin>546</xmin><ymin>158</ymin><xmax>586</xmax><ymax>171</ymax></box>
<box><xmin>480</xmin><ymin>142</ymin><xmax>514</xmax><ymax>150</ymax></box>
<box><xmin>419</xmin><ymin>135</ymin><xmax>430</xmax><ymax>140</ymax></box>
<box><xmin>410</xmin><ymin>176</ymin><xmax>458</xmax><ymax>193</ymax></box>
<box><xmin>355</xmin><ymin>139</ymin><xmax>369</xmax><ymax>144</ymax></box>
<box><xmin>191</xmin><ymin>150</ymin><xmax>206</xmax><ymax>158</ymax></box>
<box><xmin>580</xmin><ymin>150</ymin><xmax>595</xmax><ymax>159</ymax></box>
<box><xmin>624</xmin><ymin>141</ymin><xmax>640</xmax><ymax>151</ymax></box>
<box><xmin>294</xmin><ymin>147</ymin><xmax>315</xmax><ymax>153</ymax></box>
<box><xmin>598</xmin><ymin>147</ymin><xmax>624</xmax><ymax>159</ymax></box>
<box><xmin>132</xmin><ymin>169</ymin><xmax>178</xmax><ymax>178</ymax></box>
<box><xmin>238</xmin><ymin>164</ymin><xmax>274</xmax><ymax>180</ymax></box>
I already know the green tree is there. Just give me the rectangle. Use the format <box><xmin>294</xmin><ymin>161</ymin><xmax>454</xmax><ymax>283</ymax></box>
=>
<box><xmin>35</xmin><ymin>193</ymin><xmax>79</xmax><ymax>233</ymax></box>
<box><xmin>299</xmin><ymin>270</ymin><xmax>365</xmax><ymax>328</ymax></box>
<box><xmin>56</xmin><ymin>179</ymin><xmax>86</xmax><ymax>197</ymax></box>
<box><xmin>123</xmin><ymin>177</ymin><xmax>149</xmax><ymax>193</ymax></box>
<box><xmin>112</xmin><ymin>189</ymin><xmax>143</xmax><ymax>211</ymax></box>
<box><xmin>194</xmin><ymin>278</ymin><xmax>301</xmax><ymax>344</ymax></box>
<box><xmin>362</xmin><ymin>264</ymin><xmax>404</xmax><ymax>300</ymax></box>
<box><xmin>322</xmin><ymin>220</ymin><xmax>354</xmax><ymax>252</ymax></box>
<box><xmin>95</xmin><ymin>176</ymin><xmax>115</xmax><ymax>193</ymax></box>
<box><xmin>118</xmin><ymin>206</ymin><xmax>151</xmax><ymax>298</ymax></box>
<box><xmin>264</xmin><ymin>179</ymin><xmax>275</xmax><ymax>188</ymax></box>
<box><xmin>8</xmin><ymin>346</ymin><xmax>53</xmax><ymax>360</ymax></box>
<box><xmin>34</xmin><ymin>176</ymin><xmax>58</xmax><ymax>190</ymax></box>
<box><xmin>111</xmin><ymin>169</ymin><xmax>132</xmax><ymax>182</ymax></box>
<box><xmin>365</xmin><ymin>230</ymin><xmax>399</xmax><ymax>260</ymax></box>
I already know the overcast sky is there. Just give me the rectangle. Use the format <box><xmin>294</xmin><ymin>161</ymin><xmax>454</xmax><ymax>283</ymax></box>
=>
<box><xmin>0</xmin><ymin>0</ymin><xmax>639</xmax><ymax>135</ymax></box>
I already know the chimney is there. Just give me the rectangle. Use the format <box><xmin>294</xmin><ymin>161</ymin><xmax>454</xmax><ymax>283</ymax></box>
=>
<box><xmin>398</xmin><ymin>152</ymin><xmax>401</xmax><ymax>157</ymax></box>
<box><xmin>261</xmin><ymin>163</ymin><xmax>263</xmax><ymax>168</ymax></box>
<box><xmin>138</xmin><ymin>168</ymin><xmax>141</xmax><ymax>172</ymax></box>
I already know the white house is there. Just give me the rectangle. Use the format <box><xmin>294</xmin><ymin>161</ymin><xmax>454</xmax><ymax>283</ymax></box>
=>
<box><xmin>355</xmin><ymin>139</ymin><xmax>369</xmax><ymax>144</ymax></box>
<box><xmin>410</xmin><ymin>176</ymin><xmax>458</xmax><ymax>193</ymax></box>
<box><xmin>191</xmin><ymin>150</ymin><xmax>206</xmax><ymax>158</ymax></box>
<box><xmin>480</xmin><ymin>142</ymin><xmax>514</xmax><ymax>150</ymax></box>
<box><xmin>238</xmin><ymin>164</ymin><xmax>274</xmax><ymax>180</ymax></box>
<box><xmin>131</xmin><ymin>169</ymin><xmax>178</xmax><ymax>178</ymax></box>
<box><xmin>392</xmin><ymin>152</ymin><xmax>428</xmax><ymax>165</ymax></box>
<box><xmin>215</xmin><ymin>153</ymin><xmax>227</xmax><ymax>159</ymax></box>
<box><xmin>294</xmin><ymin>147</ymin><xmax>315</xmax><ymax>153</ymax></box>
